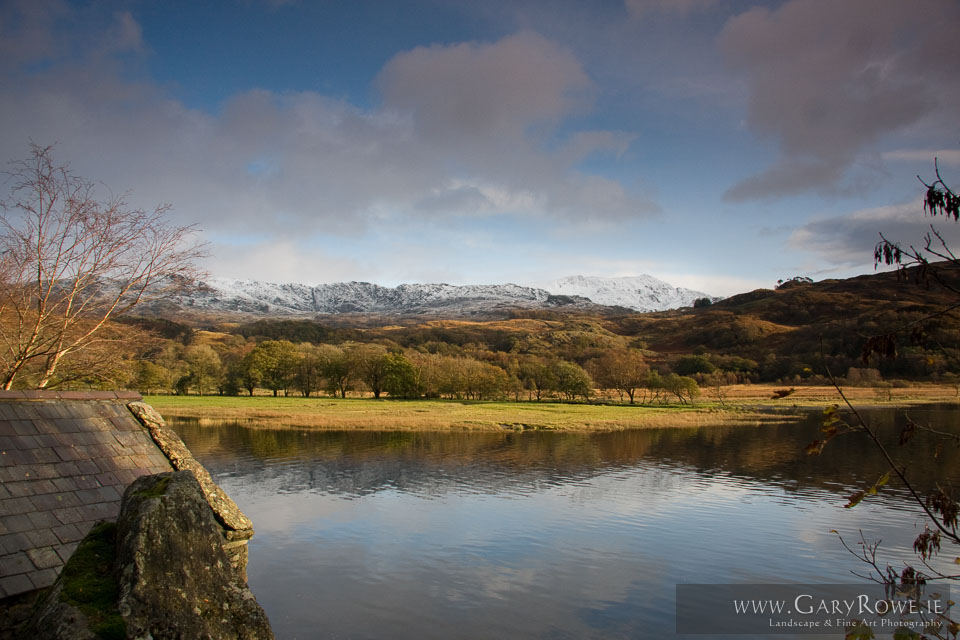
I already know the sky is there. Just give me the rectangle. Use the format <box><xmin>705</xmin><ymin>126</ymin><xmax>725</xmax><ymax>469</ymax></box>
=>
<box><xmin>1</xmin><ymin>0</ymin><xmax>958</xmax><ymax>297</ymax></box>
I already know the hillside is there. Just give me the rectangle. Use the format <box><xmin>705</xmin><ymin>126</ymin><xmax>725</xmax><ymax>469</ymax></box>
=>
<box><xmin>126</xmin><ymin>264</ymin><xmax>960</xmax><ymax>391</ymax></box>
<box><xmin>600</xmin><ymin>265</ymin><xmax>960</xmax><ymax>380</ymax></box>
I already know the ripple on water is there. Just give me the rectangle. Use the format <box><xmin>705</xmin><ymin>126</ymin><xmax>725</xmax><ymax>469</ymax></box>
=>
<box><xmin>170</xmin><ymin>410</ymin><xmax>960</xmax><ymax>640</ymax></box>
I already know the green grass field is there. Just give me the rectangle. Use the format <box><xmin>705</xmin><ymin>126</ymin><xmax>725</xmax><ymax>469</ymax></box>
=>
<box><xmin>143</xmin><ymin>394</ymin><xmax>791</xmax><ymax>431</ymax></box>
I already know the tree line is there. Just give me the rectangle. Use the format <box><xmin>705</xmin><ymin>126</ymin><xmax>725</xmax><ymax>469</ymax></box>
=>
<box><xmin>134</xmin><ymin>338</ymin><xmax>704</xmax><ymax>404</ymax></box>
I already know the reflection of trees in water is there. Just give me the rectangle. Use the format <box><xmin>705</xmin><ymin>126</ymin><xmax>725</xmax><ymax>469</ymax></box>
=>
<box><xmin>170</xmin><ymin>406</ymin><xmax>959</xmax><ymax>499</ymax></box>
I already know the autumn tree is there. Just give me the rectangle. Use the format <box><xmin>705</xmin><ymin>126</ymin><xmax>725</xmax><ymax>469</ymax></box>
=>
<box><xmin>319</xmin><ymin>344</ymin><xmax>354</xmax><ymax>398</ymax></box>
<box><xmin>247</xmin><ymin>340</ymin><xmax>299</xmax><ymax>397</ymax></box>
<box><xmin>589</xmin><ymin>348</ymin><xmax>648</xmax><ymax>403</ymax></box>
<box><xmin>552</xmin><ymin>360</ymin><xmax>592</xmax><ymax>402</ymax></box>
<box><xmin>352</xmin><ymin>343</ymin><xmax>390</xmax><ymax>398</ymax></box>
<box><xmin>810</xmin><ymin>163</ymin><xmax>960</xmax><ymax>621</ymax></box>
<box><xmin>183</xmin><ymin>344</ymin><xmax>222</xmax><ymax>396</ymax></box>
<box><xmin>518</xmin><ymin>355</ymin><xmax>556</xmax><ymax>401</ymax></box>
<box><xmin>0</xmin><ymin>144</ymin><xmax>205</xmax><ymax>389</ymax></box>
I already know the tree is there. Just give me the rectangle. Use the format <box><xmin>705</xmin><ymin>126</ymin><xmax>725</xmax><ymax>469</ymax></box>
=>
<box><xmin>319</xmin><ymin>344</ymin><xmax>354</xmax><ymax>398</ymax></box>
<box><xmin>519</xmin><ymin>355</ymin><xmax>556</xmax><ymax>401</ymax></box>
<box><xmin>352</xmin><ymin>343</ymin><xmax>390</xmax><ymax>398</ymax></box>
<box><xmin>293</xmin><ymin>343</ymin><xmax>326</xmax><ymax>397</ymax></box>
<box><xmin>383</xmin><ymin>351</ymin><xmax>420</xmax><ymax>398</ymax></box>
<box><xmin>0</xmin><ymin>144</ymin><xmax>205</xmax><ymax>389</ymax></box>
<box><xmin>552</xmin><ymin>360</ymin><xmax>593</xmax><ymax>402</ymax></box>
<box><xmin>810</xmin><ymin>163</ymin><xmax>959</xmax><ymax>626</ymax></box>
<box><xmin>183</xmin><ymin>344</ymin><xmax>221</xmax><ymax>396</ymax></box>
<box><xmin>248</xmin><ymin>340</ymin><xmax>300</xmax><ymax>397</ymax></box>
<box><xmin>589</xmin><ymin>349</ymin><xmax>648</xmax><ymax>403</ymax></box>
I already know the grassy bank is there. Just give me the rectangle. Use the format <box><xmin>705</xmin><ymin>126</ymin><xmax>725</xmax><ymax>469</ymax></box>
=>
<box><xmin>143</xmin><ymin>384</ymin><xmax>959</xmax><ymax>432</ymax></box>
<box><xmin>142</xmin><ymin>394</ymin><xmax>783</xmax><ymax>432</ymax></box>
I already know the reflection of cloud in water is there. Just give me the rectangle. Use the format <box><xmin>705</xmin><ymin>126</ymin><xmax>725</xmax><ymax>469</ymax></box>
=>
<box><xmin>171</xmin><ymin>410</ymin><xmax>960</xmax><ymax>640</ymax></box>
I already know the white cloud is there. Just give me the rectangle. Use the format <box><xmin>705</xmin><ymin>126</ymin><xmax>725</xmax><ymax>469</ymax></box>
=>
<box><xmin>0</xmin><ymin>11</ymin><xmax>655</xmax><ymax>278</ymax></box>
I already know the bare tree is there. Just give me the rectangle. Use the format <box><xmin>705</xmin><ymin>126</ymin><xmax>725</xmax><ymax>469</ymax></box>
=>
<box><xmin>0</xmin><ymin>144</ymin><xmax>206</xmax><ymax>389</ymax></box>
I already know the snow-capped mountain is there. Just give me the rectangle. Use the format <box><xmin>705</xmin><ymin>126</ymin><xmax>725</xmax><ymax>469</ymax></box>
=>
<box><xmin>539</xmin><ymin>275</ymin><xmax>714</xmax><ymax>312</ymax></box>
<box><xmin>159</xmin><ymin>274</ymin><xmax>715</xmax><ymax>317</ymax></box>
<box><xmin>168</xmin><ymin>279</ymin><xmax>598</xmax><ymax>317</ymax></box>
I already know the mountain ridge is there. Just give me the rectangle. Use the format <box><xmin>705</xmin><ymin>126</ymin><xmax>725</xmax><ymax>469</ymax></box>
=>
<box><xmin>161</xmin><ymin>274</ymin><xmax>712</xmax><ymax>318</ymax></box>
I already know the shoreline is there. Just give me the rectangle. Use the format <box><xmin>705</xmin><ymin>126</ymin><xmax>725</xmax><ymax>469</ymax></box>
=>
<box><xmin>144</xmin><ymin>385</ymin><xmax>959</xmax><ymax>432</ymax></box>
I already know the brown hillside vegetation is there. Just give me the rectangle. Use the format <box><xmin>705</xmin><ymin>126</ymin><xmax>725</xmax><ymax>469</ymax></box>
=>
<box><xmin>107</xmin><ymin>263</ymin><xmax>960</xmax><ymax>397</ymax></box>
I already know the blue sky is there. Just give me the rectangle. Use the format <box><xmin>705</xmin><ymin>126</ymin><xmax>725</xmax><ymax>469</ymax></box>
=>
<box><xmin>1</xmin><ymin>0</ymin><xmax>958</xmax><ymax>296</ymax></box>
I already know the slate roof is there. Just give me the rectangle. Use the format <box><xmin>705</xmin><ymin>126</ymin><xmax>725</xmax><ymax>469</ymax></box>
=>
<box><xmin>0</xmin><ymin>391</ymin><xmax>173</xmax><ymax>599</ymax></box>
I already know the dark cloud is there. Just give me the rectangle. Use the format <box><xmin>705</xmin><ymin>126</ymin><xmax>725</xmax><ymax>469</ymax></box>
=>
<box><xmin>789</xmin><ymin>200</ymin><xmax>960</xmax><ymax>267</ymax></box>
<box><xmin>720</xmin><ymin>0</ymin><xmax>960</xmax><ymax>201</ymax></box>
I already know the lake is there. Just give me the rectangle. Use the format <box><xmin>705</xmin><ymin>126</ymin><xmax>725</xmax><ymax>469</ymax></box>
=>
<box><xmin>170</xmin><ymin>406</ymin><xmax>959</xmax><ymax>639</ymax></box>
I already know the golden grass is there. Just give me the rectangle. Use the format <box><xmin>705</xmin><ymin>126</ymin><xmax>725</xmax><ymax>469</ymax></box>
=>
<box><xmin>143</xmin><ymin>395</ymin><xmax>793</xmax><ymax>432</ymax></box>
<box><xmin>143</xmin><ymin>384</ymin><xmax>959</xmax><ymax>432</ymax></box>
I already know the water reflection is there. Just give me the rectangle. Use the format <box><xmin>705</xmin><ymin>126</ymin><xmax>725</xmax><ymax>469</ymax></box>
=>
<box><xmin>171</xmin><ymin>406</ymin><xmax>959</xmax><ymax>640</ymax></box>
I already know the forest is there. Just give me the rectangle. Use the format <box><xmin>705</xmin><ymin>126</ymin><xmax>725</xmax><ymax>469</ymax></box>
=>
<box><xmin>109</xmin><ymin>262</ymin><xmax>960</xmax><ymax>403</ymax></box>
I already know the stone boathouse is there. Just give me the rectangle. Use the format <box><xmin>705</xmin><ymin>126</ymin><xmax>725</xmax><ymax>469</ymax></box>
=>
<box><xmin>0</xmin><ymin>390</ymin><xmax>254</xmax><ymax>601</ymax></box>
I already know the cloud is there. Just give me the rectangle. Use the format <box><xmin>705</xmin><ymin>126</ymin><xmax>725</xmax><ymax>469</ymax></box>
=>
<box><xmin>624</xmin><ymin>0</ymin><xmax>716</xmax><ymax>19</ymax></box>
<box><xmin>720</xmin><ymin>0</ymin><xmax>960</xmax><ymax>200</ymax></box>
<box><xmin>0</xmin><ymin>10</ymin><xmax>655</xmax><ymax>273</ymax></box>
<box><xmin>788</xmin><ymin>199</ymin><xmax>960</xmax><ymax>267</ymax></box>
<box><xmin>377</xmin><ymin>32</ymin><xmax>591</xmax><ymax>143</ymax></box>
<box><xmin>882</xmin><ymin>150</ymin><xmax>960</xmax><ymax>167</ymax></box>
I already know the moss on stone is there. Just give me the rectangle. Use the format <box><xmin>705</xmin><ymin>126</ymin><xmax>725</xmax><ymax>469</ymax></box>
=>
<box><xmin>58</xmin><ymin>521</ymin><xmax>126</xmax><ymax>640</ymax></box>
<box><xmin>134</xmin><ymin>474</ymin><xmax>171</xmax><ymax>499</ymax></box>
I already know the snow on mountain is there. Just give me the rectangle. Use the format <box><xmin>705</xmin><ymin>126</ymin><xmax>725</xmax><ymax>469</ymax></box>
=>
<box><xmin>171</xmin><ymin>278</ymin><xmax>597</xmax><ymax>316</ymax></box>
<box><xmin>539</xmin><ymin>275</ymin><xmax>714</xmax><ymax>312</ymax></box>
<box><xmin>163</xmin><ymin>274</ymin><xmax>714</xmax><ymax>317</ymax></box>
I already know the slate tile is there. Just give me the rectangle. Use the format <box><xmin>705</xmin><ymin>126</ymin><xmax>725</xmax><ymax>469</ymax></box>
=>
<box><xmin>0</xmin><ymin>496</ymin><xmax>35</xmax><ymax>515</ymax></box>
<box><xmin>75</xmin><ymin>459</ymin><xmax>99</xmax><ymax>475</ymax></box>
<box><xmin>0</xmin><ymin>404</ymin><xmax>22</xmax><ymax>420</ymax></box>
<box><xmin>53</xmin><ymin>445</ymin><xmax>81</xmax><ymax>461</ymax></box>
<box><xmin>10</xmin><ymin>420</ymin><xmax>38</xmax><ymax>436</ymax></box>
<box><xmin>0</xmin><ymin>551</ymin><xmax>32</xmax><ymax>575</ymax></box>
<box><xmin>80</xmin><ymin>502</ymin><xmax>119</xmax><ymax>521</ymax></box>
<box><xmin>23</xmin><ymin>447</ymin><xmax>60</xmax><ymax>464</ymax></box>
<box><xmin>26</xmin><ymin>510</ymin><xmax>61</xmax><ymax>529</ymax></box>
<box><xmin>29</xmin><ymin>567</ymin><xmax>59</xmax><ymax>589</ymax></box>
<box><xmin>51</xmin><ymin>523</ymin><xmax>83</xmax><ymax>543</ymax></box>
<box><xmin>11</xmin><ymin>435</ymin><xmax>39</xmax><ymax>449</ymax></box>
<box><xmin>0</xmin><ymin>449</ymin><xmax>27</xmax><ymax>466</ymax></box>
<box><xmin>0</xmin><ymin>484</ymin><xmax>9</xmax><ymax>500</ymax></box>
<box><xmin>0</xmin><ymin>573</ymin><xmax>34</xmax><ymax>598</ymax></box>
<box><xmin>72</xmin><ymin>475</ymin><xmax>101</xmax><ymax>490</ymax></box>
<box><xmin>29</xmin><ymin>492</ymin><xmax>81</xmax><ymax>511</ymax></box>
<box><xmin>0</xmin><ymin>533</ymin><xmax>31</xmax><ymax>554</ymax></box>
<box><xmin>0</xmin><ymin>514</ymin><xmax>32</xmax><ymax>533</ymax></box>
<box><xmin>114</xmin><ymin>469</ymin><xmax>137</xmax><ymax>485</ymax></box>
<box><xmin>96</xmin><ymin>471</ymin><xmax>119</xmax><ymax>486</ymax></box>
<box><xmin>26</xmin><ymin>546</ymin><xmax>61</xmax><ymax>569</ymax></box>
<box><xmin>52</xmin><ymin>507</ymin><xmax>84</xmax><ymax>525</ymax></box>
<box><xmin>33</xmin><ymin>434</ymin><xmax>58</xmax><ymax>447</ymax></box>
<box><xmin>32</xmin><ymin>419</ymin><xmax>61</xmax><ymax>435</ymax></box>
<box><xmin>54</xmin><ymin>461</ymin><xmax>81</xmax><ymax>477</ymax></box>
<box><xmin>29</xmin><ymin>463</ymin><xmax>60</xmax><ymax>479</ymax></box>
<box><xmin>95</xmin><ymin>456</ymin><xmax>118</xmax><ymax>472</ymax></box>
<box><xmin>3</xmin><ymin>482</ymin><xmax>33</xmax><ymax>498</ymax></box>
<box><xmin>25</xmin><ymin>529</ymin><xmax>60</xmax><ymax>548</ymax></box>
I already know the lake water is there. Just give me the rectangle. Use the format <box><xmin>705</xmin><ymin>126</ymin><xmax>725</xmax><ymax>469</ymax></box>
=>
<box><xmin>170</xmin><ymin>406</ymin><xmax>960</xmax><ymax>639</ymax></box>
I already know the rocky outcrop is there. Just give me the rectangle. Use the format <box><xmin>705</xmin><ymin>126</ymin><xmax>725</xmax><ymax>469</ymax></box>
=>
<box><xmin>126</xmin><ymin>402</ymin><xmax>254</xmax><ymax>580</ymax></box>
<box><xmin>114</xmin><ymin>471</ymin><xmax>273</xmax><ymax>639</ymax></box>
<box><xmin>26</xmin><ymin>472</ymin><xmax>273</xmax><ymax>640</ymax></box>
